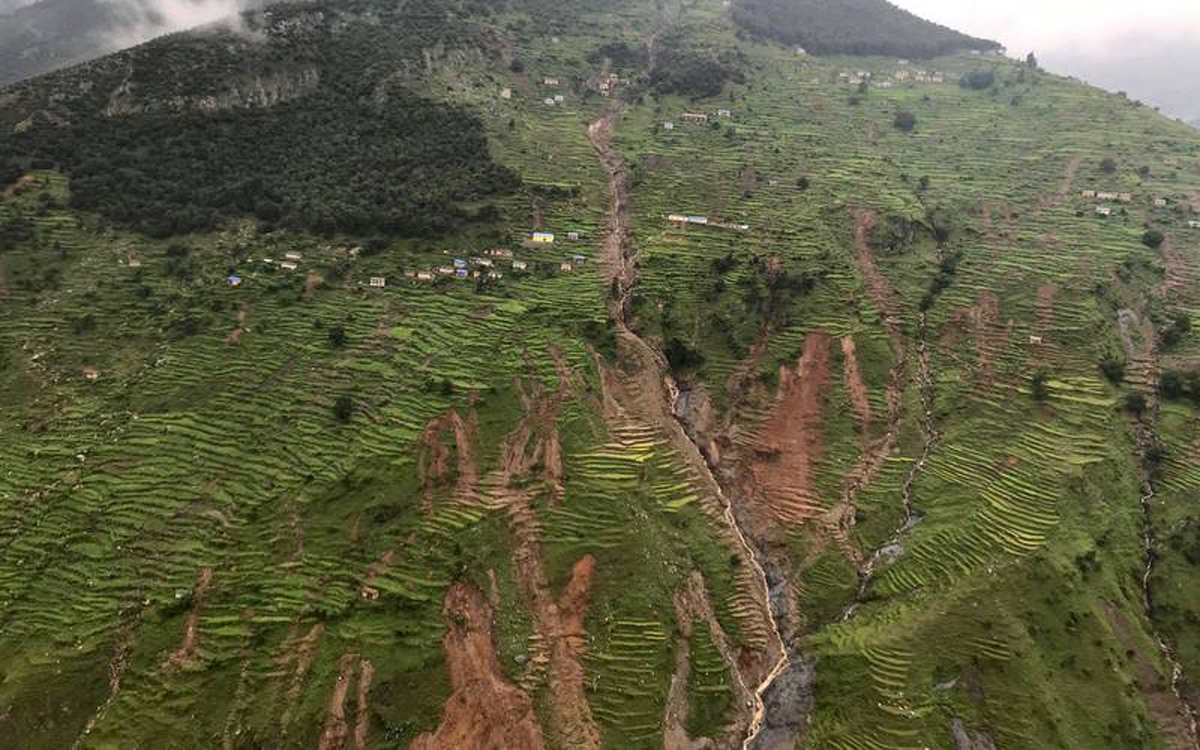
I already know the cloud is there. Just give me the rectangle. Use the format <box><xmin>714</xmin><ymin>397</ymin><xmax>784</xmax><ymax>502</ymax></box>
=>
<box><xmin>893</xmin><ymin>0</ymin><xmax>1200</xmax><ymax>122</ymax></box>
<box><xmin>99</xmin><ymin>0</ymin><xmax>256</xmax><ymax>50</ymax></box>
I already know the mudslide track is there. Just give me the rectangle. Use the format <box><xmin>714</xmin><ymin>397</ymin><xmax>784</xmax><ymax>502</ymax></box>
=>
<box><xmin>587</xmin><ymin>94</ymin><xmax>805</xmax><ymax>750</ymax></box>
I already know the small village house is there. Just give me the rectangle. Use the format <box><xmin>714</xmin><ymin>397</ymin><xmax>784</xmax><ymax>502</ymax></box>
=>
<box><xmin>554</xmin><ymin>94</ymin><xmax>565</xmax><ymax>103</ymax></box>
<box><xmin>544</xmin><ymin>77</ymin><xmax>559</xmax><ymax>86</ymax></box>
<box><xmin>573</xmin><ymin>254</ymin><xmax>586</xmax><ymax>264</ymax></box>
<box><xmin>417</xmin><ymin>270</ymin><xmax>433</xmax><ymax>281</ymax></box>
<box><xmin>1095</xmin><ymin>206</ymin><xmax>1112</xmax><ymax>216</ymax></box>
<box><xmin>501</xmin><ymin>88</ymin><xmax>512</xmax><ymax>99</ymax></box>
<box><xmin>454</xmin><ymin>258</ymin><xmax>466</xmax><ymax>268</ymax></box>
<box><xmin>1154</xmin><ymin>198</ymin><xmax>1168</xmax><ymax>207</ymax></box>
<box><xmin>1190</xmin><ymin>220</ymin><xmax>1200</xmax><ymax>229</ymax></box>
<box><xmin>285</xmin><ymin>251</ymin><xmax>302</xmax><ymax>261</ymax></box>
<box><xmin>455</xmin><ymin>268</ymin><xmax>469</xmax><ymax>279</ymax></box>
<box><xmin>560</xmin><ymin>262</ymin><xmax>573</xmax><ymax>272</ymax></box>
<box><xmin>128</xmin><ymin>257</ymin><xmax>142</xmax><ymax>268</ymax></box>
<box><xmin>227</xmin><ymin>275</ymin><xmax>242</xmax><ymax>287</ymax></box>
<box><xmin>488</xmin><ymin>271</ymin><xmax>504</xmax><ymax>280</ymax></box>
<box><xmin>682</xmin><ymin>112</ymin><xmax>708</xmax><ymax>123</ymax></box>
<box><xmin>663</xmin><ymin>121</ymin><xmax>675</xmax><ymax>130</ymax></box>
<box><xmin>1080</xmin><ymin>190</ymin><xmax>1096</xmax><ymax>198</ymax></box>
<box><xmin>543</xmin><ymin>97</ymin><xmax>556</xmax><ymax>106</ymax></box>
<box><xmin>438</xmin><ymin>266</ymin><xmax>455</xmax><ymax>275</ymax></box>
<box><xmin>512</xmin><ymin>260</ymin><xmax>528</xmax><ymax>271</ymax></box>
<box><xmin>717</xmin><ymin>108</ymin><xmax>732</xmax><ymax>117</ymax></box>
<box><xmin>1118</xmin><ymin>193</ymin><xmax>1133</xmax><ymax>203</ymax></box>
<box><xmin>369</xmin><ymin>276</ymin><xmax>386</xmax><ymax>287</ymax></box>
<box><xmin>567</xmin><ymin>231</ymin><xmax>580</xmax><ymax>241</ymax></box>
<box><xmin>530</xmin><ymin>232</ymin><xmax>555</xmax><ymax>244</ymax></box>
<box><xmin>281</xmin><ymin>261</ymin><xmax>298</xmax><ymax>271</ymax></box>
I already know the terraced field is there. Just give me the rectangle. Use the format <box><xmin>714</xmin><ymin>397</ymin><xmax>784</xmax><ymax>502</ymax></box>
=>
<box><xmin>2</xmin><ymin>0</ymin><xmax>1200</xmax><ymax>747</ymax></box>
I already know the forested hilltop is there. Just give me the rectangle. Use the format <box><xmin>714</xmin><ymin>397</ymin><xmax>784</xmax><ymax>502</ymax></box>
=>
<box><xmin>2</xmin><ymin>0</ymin><xmax>1200</xmax><ymax>748</ymax></box>
<box><xmin>732</xmin><ymin>0</ymin><xmax>1000</xmax><ymax>57</ymax></box>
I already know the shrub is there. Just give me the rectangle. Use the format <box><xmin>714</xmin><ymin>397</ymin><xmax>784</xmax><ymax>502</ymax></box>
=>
<box><xmin>893</xmin><ymin>110</ymin><xmax>917</xmax><ymax>132</ymax></box>
<box><xmin>1124</xmin><ymin>393</ymin><xmax>1147</xmax><ymax>415</ymax></box>
<box><xmin>328</xmin><ymin>325</ymin><xmax>348</xmax><ymax>348</ymax></box>
<box><xmin>1030</xmin><ymin>370</ymin><xmax>1050</xmax><ymax>401</ymax></box>
<box><xmin>333</xmin><ymin>395</ymin><xmax>353</xmax><ymax>422</ymax></box>
<box><xmin>1100</xmin><ymin>157</ymin><xmax>1117</xmax><ymax>174</ymax></box>
<box><xmin>1099</xmin><ymin>358</ymin><xmax>1125</xmax><ymax>384</ymax></box>
<box><xmin>1141</xmin><ymin>230</ymin><xmax>1164</xmax><ymax>249</ymax></box>
<box><xmin>959</xmin><ymin>70</ymin><xmax>996</xmax><ymax>90</ymax></box>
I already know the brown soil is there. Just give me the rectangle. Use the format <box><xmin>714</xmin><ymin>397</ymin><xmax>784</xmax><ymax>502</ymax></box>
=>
<box><xmin>354</xmin><ymin>659</ymin><xmax>374</xmax><ymax>749</ymax></box>
<box><xmin>1044</xmin><ymin>156</ymin><xmax>1082</xmax><ymax>208</ymax></box>
<box><xmin>1028</xmin><ymin>284</ymin><xmax>1058</xmax><ymax>366</ymax></box>
<box><xmin>1104</xmin><ymin>602</ymin><xmax>1197</xmax><ymax>749</ymax></box>
<box><xmin>317</xmin><ymin>652</ymin><xmax>357</xmax><ymax>750</ymax></box>
<box><xmin>162</xmin><ymin>567</ymin><xmax>213</xmax><ymax>671</ymax></box>
<box><xmin>303</xmin><ymin>271</ymin><xmax>324</xmax><ymax>300</ymax></box>
<box><xmin>0</xmin><ymin>174</ymin><xmax>34</xmax><ymax>198</ymax></box>
<box><xmin>412</xmin><ymin>583</ymin><xmax>546</xmax><ymax>750</ymax></box>
<box><xmin>280</xmin><ymin>622</ymin><xmax>325</xmax><ymax>732</ymax></box>
<box><xmin>970</xmin><ymin>293</ymin><xmax>1009</xmax><ymax>393</ymax></box>
<box><xmin>417</xmin><ymin>409</ymin><xmax>480</xmax><ymax>510</ymax></box>
<box><xmin>840</xmin><ymin>336</ymin><xmax>872</xmax><ymax>437</ymax></box>
<box><xmin>225</xmin><ymin>307</ymin><xmax>248</xmax><ymax>345</ymax></box>
<box><xmin>851</xmin><ymin>209</ymin><xmax>903</xmax><ymax>352</ymax></box>
<box><xmin>1158</xmin><ymin>237</ymin><xmax>1190</xmax><ymax>299</ymax></box>
<box><xmin>749</xmin><ymin>332</ymin><xmax>831</xmax><ymax>526</ymax></box>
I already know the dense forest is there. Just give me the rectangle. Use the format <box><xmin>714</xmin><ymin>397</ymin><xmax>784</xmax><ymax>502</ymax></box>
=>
<box><xmin>0</xmin><ymin>0</ymin><xmax>520</xmax><ymax>237</ymax></box>
<box><xmin>732</xmin><ymin>0</ymin><xmax>999</xmax><ymax>58</ymax></box>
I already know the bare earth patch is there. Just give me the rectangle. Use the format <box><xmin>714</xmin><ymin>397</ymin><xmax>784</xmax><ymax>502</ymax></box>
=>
<box><xmin>412</xmin><ymin>583</ymin><xmax>545</xmax><ymax>750</ymax></box>
<box><xmin>162</xmin><ymin>567</ymin><xmax>213</xmax><ymax>672</ymax></box>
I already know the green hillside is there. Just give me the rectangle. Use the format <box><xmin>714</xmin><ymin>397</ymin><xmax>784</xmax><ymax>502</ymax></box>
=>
<box><xmin>1</xmin><ymin>0</ymin><xmax>1199</xmax><ymax>748</ymax></box>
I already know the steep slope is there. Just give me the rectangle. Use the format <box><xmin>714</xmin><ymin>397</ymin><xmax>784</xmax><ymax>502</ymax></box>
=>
<box><xmin>732</xmin><ymin>0</ymin><xmax>1000</xmax><ymax>57</ymax></box>
<box><xmin>2</xmin><ymin>0</ymin><xmax>1200</xmax><ymax>748</ymax></box>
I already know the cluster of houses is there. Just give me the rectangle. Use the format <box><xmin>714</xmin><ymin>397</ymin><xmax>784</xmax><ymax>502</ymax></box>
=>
<box><xmin>599</xmin><ymin>72</ymin><xmax>627</xmax><ymax>96</ymax></box>
<box><xmin>398</xmin><ymin>250</ymin><xmax>587</xmax><ymax>282</ymax></box>
<box><xmin>524</xmin><ymin>230</ymin><xmax>583</xmax><ymax>246</ymax></box>
<box><xmin>663</xmin><ymin>109</ymin><xmax>732</xmax><ymax>130</ymax></box>
<box><xmin>839</xmin><ymin>68</ymin><xmax>945</xmax><ymax>87</ymax></box>
<box><xmin>1082</xmin><ymin>190</ymin><xmax>1133</xmax><ymax>203</ymax></box>
<box><xmin>665</xmin><ymin>214</ymin><xmax>750</xmax><ymax>231</ymax></box>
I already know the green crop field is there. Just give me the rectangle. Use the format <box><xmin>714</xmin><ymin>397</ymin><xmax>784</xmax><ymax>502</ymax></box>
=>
<box><xmin>1</xmin><ymin>0</ymin><xmax>1199</xmax><ymax>747</ymax></box>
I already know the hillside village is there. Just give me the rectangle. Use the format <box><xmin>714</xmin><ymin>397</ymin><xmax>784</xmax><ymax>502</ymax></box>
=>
<box><xmin>1</xmin><ymin>0</ymin><xmax>1200</xmax><ymax>748</ymax></box>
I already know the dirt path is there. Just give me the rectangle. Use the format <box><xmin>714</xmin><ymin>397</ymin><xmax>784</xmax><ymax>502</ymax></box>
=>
<box><xmin>317</xmin><ymin>653</ymin><xmax>357</xmax><ymax>750</ymax></box>
<box><xmin>851</xmin><ymin>209</ymin><xmax>904</xmax><ymax>354</ymax></box>
<box><xmin>73</xmin><ymin>607</ymin><xmax>142</xmax><ymax>748</ymax></box>
<box><xmin>412</xmin><ymin>583</ymin><xmax>546</xmax><ymax>750</ymax></box>
<box><xmin>417</xmin><ymin>409</ymin><xmax>479</xmax><ymax>510</ymax></box>
<box><xmin>840</xmin><ymin>336</ymin><xmax>872</xmax><ymax>437</ymax></box>
<box><xmin>354</xmin><ymin>659</ymin><xmax>374</xmax><ymax>749</ymax></box>
<box><xmin>279</xmin><ymin>622</ymin><xmax>324</xmax><ymax>733</ymax></box>
<box><xmin>1045</xmin><ymin>156</ymin><xmax>1082</xmax><ymax>208</ymax></box>
<box><xmin>162</xmin><ymin>567</ymin><xmax>213</xmax><ymax>671</ymax></box>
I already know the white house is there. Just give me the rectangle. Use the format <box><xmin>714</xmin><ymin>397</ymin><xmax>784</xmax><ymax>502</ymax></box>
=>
<box><xmin>1154</xmin><ymin>198</ymin><xmax>1168</xmax><ymax>207</ymax></box>
<box><xmin>667</xmin><ymin>214</ymin><xmax>688</xmax><ymax>223</ymax></box>
<box><xmin>554</xmin><ymin>94</ymin><xmax>564</xmax><ymax>103</ymax></box>
<box><xmin>682</xmin><ymin>112</ymin><xmax>708</xmax><ymax>123</ymax></box>
<box><xmin>512</xmin><ymin>260</ymin><xmax>528</xmax><ymax>271</ymax></box>
<box><xmin>369</xmin><ymin>276</ymin><xmax>386</xmax><ymax>287</ymax></box>
<box><xmin>417</xmin><ymin>270</ymin><xmax>434</xmax><ymax>281</ymax></box>
<box><xmin>717</xmin><ymin>108</ymin><xmax>732</xmax><ymax>117</ymax></box>
<box><xmin>1097</xmin><ymin>191</ymin><xmax>1119</xmax><ymax>201</ymax></box>
<box><xmin>501</xmin><ymin>88</ymin><xmax>512</xmax><ymax>99</ymax></box>
<box><xmin>487</xmin><ymin>271</ymin><xmax>504</xmax><ymax>280</ymax></box>
<box><xmin>559</xmin><ymin>262</ymin><xmax>573</xmax><ymax>272</ymax></box>
<box><xmin>438</xmin><ymin>266</ymin><xmax>455</xmax><ymax>275</ymax></box>
<box><xmin>281</xmin><ymin>261</ymin><xmax>298</xmax><ymax>271</ymax></box>
<box><xmin>663</xmin><ymin>121</ymin><xmax>675</xmax><ymax>130</ymax></box>
<box><xmin>1029</xmin><ymin>335</ymin><xmax>1043</xmax><ymax>345</ymax></box>
<box><xmin>1189</xmin><ymin>220</ymin><xmax>1200</xmax><ymax>229</ymax></box>
<box><xmin>567</xmin><ymin>231</ymin><xmax>580</xmax><ymax>241</ymax></box>
<box><xmin>1080</xmin><ymin>190</ymin><xmax>1096</xmax><ymax>198</ymax></box>
<box><xmin>1095</xmin><ymin>206</ymin><xmax>1112</xmax><ymax>216</ymax></box>
<box><xmin>543</xmin><ymin>97</ymin><xmax>556</xmax><ymax>106</ymax></box>
<box><xmin>1118</xmin><ymin>193</ymin><xmax>1133</xmax><ymax>203</ymax></box>
<box><xmin>530</xmin><ymin>232</ymin><xmax>555</xmax><ymax>244</ymax></box>
<box><xmin>544</xmin><ymin>77</ymin><xmax>559</xmax><ymax>86</ymax></box>
<box><xmin>285</xmin><ymin>251</ymin><xmax>302</xmax><ymax>261</ymax></box>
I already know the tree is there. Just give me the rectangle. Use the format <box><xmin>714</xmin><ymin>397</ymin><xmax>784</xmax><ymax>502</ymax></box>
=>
<box><xmin>1124</xmin><ymin>393</ymin><xmax>1147</xmax><ymax>415</ymax></box>
<box><xmin>893</xmin><ymin>110</ymin><xmax>917</xmax><ymax>132</ymax></box>
<box><xmin>1099</xmin><ymin>358</ymin><xmax>1125</xmax><ymax>384</ymax></box>
<box><xmin>328</xmin><ymin>325</ymin><xmax>348</xmax><ymax>348</ymax></box>
<box><xmin>1025</xmin><ymin>52</ymin><xmax>1039</xmax><ymax>69</ymax></box>
<box><xmin>1100</xmin><ymin>157</ymin><xmax>1117</xmax><ymax>174</ymax></box>
<box><xmin>1030</xmin><ymin>370</ymin><xmax>1050</xmax><ymax>401</ymax></box>
<box><xmin>1141</xmin><ymin>230</ymin><xmax>1165</xmax><ymax>249</ymax></box>
<box><xmin>333</xmin><ymin>395</ymin><xmax>353</xmax><ymax>423</ymax></box>
<box><xmin>796</xmin><ymin>175</ymin><xmax>810</xmax><ymax>191</ymax></box>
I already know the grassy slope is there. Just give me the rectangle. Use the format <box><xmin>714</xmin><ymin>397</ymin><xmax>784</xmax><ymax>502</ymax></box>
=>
<box><xmin>1</xmin><ymin>0</ymin><xmax>1200</xmax><ymax>748</ymax></box>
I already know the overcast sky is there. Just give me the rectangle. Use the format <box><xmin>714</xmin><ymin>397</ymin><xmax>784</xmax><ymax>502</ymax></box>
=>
<box><xmin>893</xmin><ymin>0</ymin><xmax>1200</xmax><ymax>124</ymax></box>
